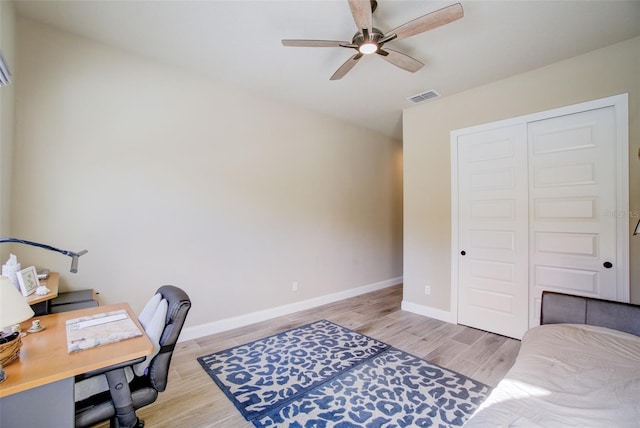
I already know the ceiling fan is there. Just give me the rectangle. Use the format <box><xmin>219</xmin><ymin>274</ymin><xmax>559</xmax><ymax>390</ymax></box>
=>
<box><xmin>281</xmin><ymin>0</ymin><xmax>464</xmax><ymax>80</ymax></box>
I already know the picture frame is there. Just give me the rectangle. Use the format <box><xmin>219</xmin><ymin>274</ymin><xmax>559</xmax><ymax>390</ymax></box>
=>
<box><xmin>17</xmin><ymin>265</ymin><xmax>40</xmax><ymax>297</ymax></box>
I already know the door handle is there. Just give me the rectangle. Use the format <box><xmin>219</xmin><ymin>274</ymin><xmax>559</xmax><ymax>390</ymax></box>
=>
<box><xmin>461</xmin><ymin>250</ymin><xmax>466</xmax><ymax>256</ymax></box>
<box><xmin>603</xmin><ymin>261</ymin><xmax>613</xmax><ymax>269</ymax></box>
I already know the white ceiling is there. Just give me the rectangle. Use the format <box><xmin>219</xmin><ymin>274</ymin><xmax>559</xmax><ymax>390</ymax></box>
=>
<box><xmin>14</xmin><ymin>0</ymin><xmax>640</xmax><ymax>140</ymax></box>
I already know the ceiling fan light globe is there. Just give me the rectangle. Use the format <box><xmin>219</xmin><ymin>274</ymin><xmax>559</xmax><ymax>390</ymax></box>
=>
<box><xmin>359</xmin><ymin>43</ymin><xmax>377</xmax><ymax>54</ymax></box>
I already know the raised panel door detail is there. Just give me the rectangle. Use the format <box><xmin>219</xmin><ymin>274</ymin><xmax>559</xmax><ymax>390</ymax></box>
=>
<box><xmin>535</xmin><ymin>232</ymin><xmax>598</xmax><ymax>257</ymax></box>
<box><xmin>534</xmin><ymin>198</ymin><xmax>597</xmax><ymax>221</ymax></box>
<box><xmin>530</xmin><ymin>125</ymin><xmax>595</xmax><ymax>155</ymax></box>
<box><xmin>466</xmin><ymin>138</ymin><xmax>514</xmax><ymax>162</ymax></box>
<box><xmin>470</xmin><ymin>259</ymin><xmax>515</xmax><ymax>283</ymax></box>
<box><xmin>470</xmin><ymin>200</ymin><xmax>515</xmax><ymax>219</ymax></box>
<box><xmin>534</xmin><ymin>265</ymin><xmax>598</xmax><ymax>295</ymax></box>
<box><xmin>469</xmin><ymin>230</ymin><xmax>515</xmax><ymax>251</ymax></box>
<box><xmin>534</xmin><ymin>163</ymin><xmax>596</xmax><ymax>187</ymax></box>
<box><xmin>468</xmin><ymin>288</ymin><xmax>514</xmax><ymax>314</ymax></box>
<box><xmin>470</xmin><ymin>169</ymin><xmax>513</xmax><ymax>190</ymax></box>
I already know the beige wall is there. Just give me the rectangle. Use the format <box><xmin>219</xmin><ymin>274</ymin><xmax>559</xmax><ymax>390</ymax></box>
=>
<box><xmin>0</xmin><ymin>0</ymin><xmax>15</xmax><ymax>259</ymax></box>
<box><xmin>404</xmin><ymin>36</ymin><xmax>640</xmax><ymax>315</ymax></box>
<box><xmin>13</xmin><ymin>19</ymin><xmax>403</xmax><ymax>331</ymax></box>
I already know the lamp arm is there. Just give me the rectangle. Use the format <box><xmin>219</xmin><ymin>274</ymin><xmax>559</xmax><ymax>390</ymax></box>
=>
<box><xmin>0</xmin><ymin>237</ymin><xmax>88</xmax><ymax>273</ymax></box>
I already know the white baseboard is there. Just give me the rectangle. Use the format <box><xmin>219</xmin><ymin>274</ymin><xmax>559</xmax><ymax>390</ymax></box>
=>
<box><xmin>401</xmin><ymin>300</ymin><xmax>457</xmax><ymax>324</ymax></box>
<box><xmin>179</xmin><ymin>277</ymin><xmax>403</xmax><ymax>342</ymax></box>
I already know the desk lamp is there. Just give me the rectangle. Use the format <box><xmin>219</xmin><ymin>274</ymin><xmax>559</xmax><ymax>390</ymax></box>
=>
<box><xmin>0</xmin><ymin>237</ymin><xmax>87</xmax><ymax>273</ymax></box>
<box><xmin>0</xmin><ymin>276</ymin><xmax>35</xmax><ymax>382</ymax></box>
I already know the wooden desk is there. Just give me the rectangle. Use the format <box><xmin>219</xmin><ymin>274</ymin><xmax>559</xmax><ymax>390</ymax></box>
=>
<box><xmin>0</xmin><ymin>303</ymin><xmax>153</xmax><ymax>427</ymax></box>
<box><xmin>24</xmin><ymin>272</ymin><xmax>59</xmax><ymax>306</ymax></box>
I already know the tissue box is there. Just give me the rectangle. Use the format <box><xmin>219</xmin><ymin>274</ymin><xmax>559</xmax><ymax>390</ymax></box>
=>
<box><xmin>2</xmin><ymin>256</ymin><xmax>21</xmax><ymax>291</ymax></box>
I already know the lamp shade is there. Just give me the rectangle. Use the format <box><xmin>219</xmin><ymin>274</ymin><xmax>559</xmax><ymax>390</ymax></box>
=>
<box><xmin>0</xmin><ymin>276</ymin><xmax>34</xmax><ymax>329</ymax></box>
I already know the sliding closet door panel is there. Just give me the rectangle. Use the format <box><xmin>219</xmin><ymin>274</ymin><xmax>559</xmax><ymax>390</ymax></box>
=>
<box><xmin>457</xmin><ymin>124</ymin><xmax>529</xmax><ymax>339</ymax></box>
<box><xmin>528</xmin><ymin>106</ymin><xmax>618</xmax><ymax>326</ymax></box>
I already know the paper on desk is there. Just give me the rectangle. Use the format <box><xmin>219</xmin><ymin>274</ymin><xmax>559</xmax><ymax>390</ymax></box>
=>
<box><xmin>66</xmin><ymin>309</ymin><xmax>142</xmax><ymax>353</ymax></box>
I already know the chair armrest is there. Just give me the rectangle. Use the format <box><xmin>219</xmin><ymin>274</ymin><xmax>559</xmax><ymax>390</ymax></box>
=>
<box><xmin>75</xmin><ymin>356</ymin><xmax>147</xmax><ymax>381</ymax></box>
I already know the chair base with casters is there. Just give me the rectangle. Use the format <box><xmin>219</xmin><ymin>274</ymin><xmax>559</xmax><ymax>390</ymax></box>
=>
<box><xmin>74</xmin><ymin>285</ymin><xmax>191</xmax><ymax>428</ymax></box>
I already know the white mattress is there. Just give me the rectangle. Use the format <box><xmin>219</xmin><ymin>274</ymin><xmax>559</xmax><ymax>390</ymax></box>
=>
<box><xmin>464</xmin><ymin>323</ymin><xmax>640</xmax><ymax>427</ymax></box>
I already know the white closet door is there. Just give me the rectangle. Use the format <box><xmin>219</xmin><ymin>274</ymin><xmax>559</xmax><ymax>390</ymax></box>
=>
<box><xmin>453</xmin><ymin>95</ymin><xmax>628</xmax><ymax>340</ymax></box>
<box><xmin>457</xmin><ymin>124</ymin><xmax>530</xmax><ymax>339</ymax></box>
<box><xmin>528</xmin><ymin>106</ymin><xmax>618</xmax><ymax>326</ymax></box>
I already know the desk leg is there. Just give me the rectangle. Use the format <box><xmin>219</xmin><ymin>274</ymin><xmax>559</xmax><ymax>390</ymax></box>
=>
<box><xmin>0</xmin><ymin>378</ymin><xmax>74</xmax><ymax>427</ymax></box>
<box><xmin>30</xmin><ymin>300</ymin><xmax>49</xmax><ymax>316</ymax></box>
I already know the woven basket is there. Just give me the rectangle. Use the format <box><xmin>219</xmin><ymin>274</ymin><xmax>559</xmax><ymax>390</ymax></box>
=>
<box><xmin>0</xmin><ymin>335</ymin><xmax>22</xmax><ymax>366</ymax></box>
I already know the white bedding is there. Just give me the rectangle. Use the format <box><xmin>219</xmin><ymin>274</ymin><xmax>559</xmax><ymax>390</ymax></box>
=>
<box><xmin>464</xmin><ymin>323</ymin><xmax>640</xmax><ymax>427</ymax></box>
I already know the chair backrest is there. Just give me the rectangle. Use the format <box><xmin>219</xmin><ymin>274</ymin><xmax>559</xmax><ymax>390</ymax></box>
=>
<box><xmin>147</xmin><ymin>285</ymin><xmax>191</xmax><ymax>392</ymax></box>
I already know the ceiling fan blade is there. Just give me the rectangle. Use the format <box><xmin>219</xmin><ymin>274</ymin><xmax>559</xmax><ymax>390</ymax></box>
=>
<box><xmin>384</xmin><ymin>3</ymin><xmax>463</xmax><ymax>42</ymax></box>
<box><xmin>378</xmin><ymin>48</ymin><xmax>424</xmax><ymax>73</ymax></box>
<box><xmin>282</xmin><ymin>39</ymin><xmax>350</xmax><ymax>47</ymax></box>
<box><xmin>348</xmin><ymin>0</ymin><xmax>373</xmax><ymax>32</ymax></box>
<box><xmin>330</xmin><ymin>53</ymin><xmax>363</xmax><ymax>80</ymax></box>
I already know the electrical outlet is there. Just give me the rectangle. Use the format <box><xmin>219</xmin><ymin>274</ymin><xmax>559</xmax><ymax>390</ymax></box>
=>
<box><xmin>292</xmin><ymin>281</ymin><xmax>299</xmax><ymax>292</ymax></box>
<box><xmin>424</xmin><ymin>285</ymin><xmax>431</xmax><ymax>295</ymax></box>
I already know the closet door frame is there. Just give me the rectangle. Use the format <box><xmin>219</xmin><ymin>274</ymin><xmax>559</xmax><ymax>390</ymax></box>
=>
<box><xmin>450</xmin><ymin>93</ymin><xmax>629</xmax><ymax>326</ymax></box>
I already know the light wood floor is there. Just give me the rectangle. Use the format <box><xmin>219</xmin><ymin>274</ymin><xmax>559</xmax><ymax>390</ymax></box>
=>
<box><xmin>98</xmin><ymin>284</ymin><xmax>521</xmax><ymax>427</ymax></box>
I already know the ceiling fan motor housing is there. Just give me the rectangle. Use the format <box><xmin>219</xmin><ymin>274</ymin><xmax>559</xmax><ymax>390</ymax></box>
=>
<box><xmin>352</xmin><ymin>28</ymin><xmax>383</xmax><ymax>45</ymax></box>
<box><xmin>353</xmin><ymin>28</ymin><xmax>384</xmax><ymax>54</ymax></box>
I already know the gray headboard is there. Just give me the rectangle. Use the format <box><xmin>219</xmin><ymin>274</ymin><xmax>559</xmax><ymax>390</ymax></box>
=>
<box><xmin>541</xmin><ymin>291</ymin><xmax>640</xmax><ymax>336</ymax></box>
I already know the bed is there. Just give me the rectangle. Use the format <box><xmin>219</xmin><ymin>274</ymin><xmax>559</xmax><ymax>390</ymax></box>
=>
<box><xmin>463</xmin><ymin>291</ymin><xmax>640</xmax><ymax>427</ymax></box>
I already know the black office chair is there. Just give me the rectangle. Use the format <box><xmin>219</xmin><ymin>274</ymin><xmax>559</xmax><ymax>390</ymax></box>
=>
<box><xmin>74</xmin><ymin>285</ymin><xmax>191</xmax><ymax>428</ymax></box>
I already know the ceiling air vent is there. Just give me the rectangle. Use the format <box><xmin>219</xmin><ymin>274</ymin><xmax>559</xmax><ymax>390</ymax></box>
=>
<box><xmin>407</xmin><ymin>90</ymin><xmax>440</xmax><ymax>104</ymax></box>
